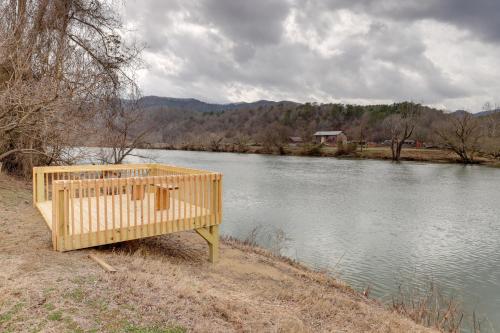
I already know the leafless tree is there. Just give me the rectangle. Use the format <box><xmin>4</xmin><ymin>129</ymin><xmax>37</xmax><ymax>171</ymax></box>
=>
<box><xmin>232</xmin><ymin>134</ymin><xmax>250</xmax><ymax>153</ymax></box>
<box><xmin>435</xmin><ymin>112</ymin><xmax>482</xmax><ymax>163</ymax></box>
<box><xmin>260</xmin><ymin>123</ymin><xmax>290</xmax><ymax>154</ymax></box>
<box><xmin>349</xmin><ymin>111</ymin><xmax>370</xmax><ymax>151</ymax></box>
<box><xmin>384</xmin><ymin>103</ymin><xmax>420</xmax><ymax>161</ymax></box>
<box><xmin>481</xmin><ymin>102</ymin><xmax>499</xmax><ymax>137</ymax></box>
<box><xmin>207</xmin><ymin>134</ymin><xmax>224</xmax><ymax>152</ymax></box>
<box><xmin>94</xmin><ymin>98</ymin><xmax>150</xmax><ymax>164</ymax></box>
<box><xmin>0</xmin><ymin>0</ymin><xmax>141</xmax><ymax>176</ymax></box>
<box><xmin>480</xmin><ymin>136</ymin><xmax>500</xmax><ymax>159</ymax></box>
<box><xmin>476</xmin><ymin>103</ymin><xmax>500</xmax><ymax>159</ymax></box>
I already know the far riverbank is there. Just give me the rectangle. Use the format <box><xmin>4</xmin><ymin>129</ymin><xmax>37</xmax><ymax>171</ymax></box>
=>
<box><xmin>143</xmin><ymin>144</ymin><xmax>500</xmax><ymax>167</ymax></box>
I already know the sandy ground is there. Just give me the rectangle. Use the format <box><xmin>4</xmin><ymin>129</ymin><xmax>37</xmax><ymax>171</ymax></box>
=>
<box><xmin>0</xmin><ymin>173</ymin><xmax>434</xmax><ymax>333</ymax></box>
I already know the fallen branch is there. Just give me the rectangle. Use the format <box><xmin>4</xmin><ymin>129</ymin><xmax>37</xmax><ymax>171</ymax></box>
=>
<box><xmin>88</xmin><ymin>253</ymin><xmax>117</xmax><ymax>273</ymax></box>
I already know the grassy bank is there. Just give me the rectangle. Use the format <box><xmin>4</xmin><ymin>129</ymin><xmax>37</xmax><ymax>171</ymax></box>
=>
<box><xmin>0</xmin><ymin>173</ymin><xmax>434</xmax><ymax>332</ymax></box>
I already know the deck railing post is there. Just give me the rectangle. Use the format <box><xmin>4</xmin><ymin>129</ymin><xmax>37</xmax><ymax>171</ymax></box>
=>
<box><xmin>211</xmin><ymin>176</ymin><xmax>217</xmax><ymax>222</ymax></box>
<box><xmin>214</xmin><ymin>174</ymin><xmax>222</xmax><ymax>224</ymax></box>
<box><xmin>53</xmin><ymin>187</ymin><xmax>68</xmax><ymax>251</ymax></box>
<box><xmin>32</xmin><ymin>169</ymin><xmax>36</xmax><ymax>207</ymax></box>
<box><xmin>36</xmin><ymin>169</ymin><xmax>45</xmax><ymax>204</ymax></box>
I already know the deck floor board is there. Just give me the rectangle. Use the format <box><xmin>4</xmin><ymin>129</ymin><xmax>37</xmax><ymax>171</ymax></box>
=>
<box><xmin>37</xmin><ymin>193</ymin><xmax>210</xmax><ymax>235</ymax></box>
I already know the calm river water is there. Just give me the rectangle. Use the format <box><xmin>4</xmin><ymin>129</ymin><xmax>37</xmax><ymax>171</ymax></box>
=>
<box><xmin>129</xmin><ymin>149</ymin><xmax>500</xmax><ymax>330</ymax></box>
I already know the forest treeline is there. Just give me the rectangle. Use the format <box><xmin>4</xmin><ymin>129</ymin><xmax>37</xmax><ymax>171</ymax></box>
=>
<box><xmin>136</xmin><ymin>100</ymin><xmax>500</xmax><ymax>163</ymax></box>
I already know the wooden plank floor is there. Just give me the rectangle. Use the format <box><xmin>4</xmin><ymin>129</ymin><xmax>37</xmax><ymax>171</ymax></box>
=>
<box><xmin>37</xmin><ymin>194</ymin><xmax>211</xmax><ymax>235</ymax></box>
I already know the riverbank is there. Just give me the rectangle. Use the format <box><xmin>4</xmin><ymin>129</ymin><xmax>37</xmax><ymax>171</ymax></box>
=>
<box><xmin>0</xmin><ymin>173</ymin><xmax>434</xmax><ymax>332</ymax></box>
<box><xmin>148</xmin><ymin>144</ymin><xmax>500</xmax><ymax>167</ymax></box>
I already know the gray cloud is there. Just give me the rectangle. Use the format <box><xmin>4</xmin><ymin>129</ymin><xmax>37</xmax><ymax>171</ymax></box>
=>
<box><xmin>202</xmin><ymin>0</ymin><xmax>290</xmax><ymax>46</ymax></box>
<box><xmin>124</xmin><ymin>0</ymin><xmax>500</xmax><ymax>111</ymax></box>
<box><xmin>320</xmin><ymin>0</ymin><xmax>500</xmax><ymax>43</ymax></box>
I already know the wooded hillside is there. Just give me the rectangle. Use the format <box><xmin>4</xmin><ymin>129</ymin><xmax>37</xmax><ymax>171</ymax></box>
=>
<box><xmin>134</xmin><ymin>98</ymin><xmax>500</xmax><ymax>162</ymax></box>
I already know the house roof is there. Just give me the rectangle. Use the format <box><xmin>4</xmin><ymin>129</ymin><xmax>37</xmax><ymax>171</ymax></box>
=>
<box><xmin>313</xmin><ymin>131</ymin><xmax>343</xmax><ymax>136</ymax></box>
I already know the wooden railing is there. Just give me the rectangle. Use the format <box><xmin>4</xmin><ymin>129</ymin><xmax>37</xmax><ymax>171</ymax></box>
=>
<box><xmin>33</xmin><ymin>164</ymin><xmax>222</xmax><ymax>261</ymax></box>
<box><xmin>33</xmin><ymin>163</ymin><xmax>213</xmax><ymax>203</ymax></box>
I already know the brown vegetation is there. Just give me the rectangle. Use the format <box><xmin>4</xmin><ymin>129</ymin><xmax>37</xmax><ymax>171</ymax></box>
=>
<box><xmin>435</xmin><ymin>113</ymin><xmax>482</xmax><ymax>164</ymax></box>
<box><xmin>390</xmin><ymin>284</ymin><xmax>483</xmax><ymax>333</ymax></box>
<box><xmin>94</xmin><ymin>98</ymin><xmax>150</xmax><ymax>164</ymax></box>
<box><xmin>0</xmin><ymin>173</ymin><xmax>434</xmax><ymax>332</ymax></box>
<box><xmin>383</xmin><ymin>102</ymin><xmax>419</xmax><ymax>161</ymax></box>
<box><xmin>0</xmin><ymin>0</ymin><xmax>141</xmax><ymax>176</ymax></box>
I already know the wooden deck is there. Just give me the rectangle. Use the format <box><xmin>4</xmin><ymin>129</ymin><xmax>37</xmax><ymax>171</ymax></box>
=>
<box><xmin>33</xmin><ymin>163</ymin><xmax>222</xmax><ymax>262</ymax></box>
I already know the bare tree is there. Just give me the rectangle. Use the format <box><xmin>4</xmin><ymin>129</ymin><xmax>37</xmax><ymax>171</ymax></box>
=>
<box><xmin>349</xmin><ymin>111</ymin><xmax>370</xmax><ymax>152</ymax></box>
<box><xmin>384</xmin><ymin>103</ymin><xmax>420</xmax><ymax>161</ymax></box>
<box><xmin>260</xmin><ymin>123</ymin><xmax>290</xmax><ymax>155</ymax></box>
<box><xmin>480</xmin><ymin>136</ymin><xmax>500</xmax><ymax>159</ymax></box>
<box><xmin>207</xmin><ymin>134</ymin><xmax>224</xmax><ymax>152</ymax></box>
<box><xmin>435</xmin><ymin>112</ymin><xmax>482</xmax><ymax>163</ymax></box>
<box><xmin>478</xmin><ymin>103</ymin><xmax>500</xmax><ymax>159</ymax></box>
<box><xmin>0</xmin><ymin>0</ymin><xmax>141</xmax><ymax>176</ymax></box>
<box><xmin>94</xmin><ymin>98</ymin><xmax>150</xmax><ymax>164</ymax></box>
<box><xmin>481</xmin><ymin>102</ymin><xmax>499</xmax><ymax>136</ymax></box>
<box><xmin>232</xmin><ymin>134</ymin><xmax>250</xmax><ymax>153</ymax></box>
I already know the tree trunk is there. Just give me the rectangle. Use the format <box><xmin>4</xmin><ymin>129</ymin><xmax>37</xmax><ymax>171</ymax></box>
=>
<box><xmin>390</xmin><ymin>139</ymin><xmax>398</xmax><ymax>161</ymax></box>
<box><xmin>396</xmin><ymin>141</ymin><xmax>404</xmax><ymax>161</ymax></box>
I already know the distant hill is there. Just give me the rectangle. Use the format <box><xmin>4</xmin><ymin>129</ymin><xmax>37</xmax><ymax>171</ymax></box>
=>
<box><xmin>136</xmin><ymin>95</ymin><xmax>298</xmax><ymax>112</ymax></box>
<box><xmin>450</xmin><ymin>110</ymin><xmax>471</xmax><ymax>116</ymax></box>
<box><xmin>451</xmin><ymin>109</ymin><xmax>500</xmax><ymax>117</ymax></box>
<box><xmin>475</xmin><ymin>109</ymin><xmax>500</xmax><ymax>117</ymax></box>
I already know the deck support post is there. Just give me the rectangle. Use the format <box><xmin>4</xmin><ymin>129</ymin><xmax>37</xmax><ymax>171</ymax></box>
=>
<box><xmin>195</xmin><ymin>225</ymin><xmax>219</xmax><ymax>263</ymax></box>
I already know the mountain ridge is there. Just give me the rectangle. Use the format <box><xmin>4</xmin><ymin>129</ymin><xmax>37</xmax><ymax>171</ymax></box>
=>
<box><xmin>136</xmin><ymin>95</ymin><xmax>298</xmax><ymax>112</ymax></box>
<box><xmin>136</xmin><ymin>95</ymin><xmax>500</xmax><ymax>116</ymax></box>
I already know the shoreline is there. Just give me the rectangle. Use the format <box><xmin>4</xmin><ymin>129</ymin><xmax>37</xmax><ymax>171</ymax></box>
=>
<box><xmin>142</xmin><ymin>144</ymin><xmax>500</xmax><ymax>167</ymax></box>
<box><xmin>0</xmin><ymin>173</ymin><xmax>436</xmax><ymax>332</ymax></box>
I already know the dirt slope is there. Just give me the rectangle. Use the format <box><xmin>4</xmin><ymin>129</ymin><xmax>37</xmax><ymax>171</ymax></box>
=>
<box><xmin>0</xmin><ymin>174</ymin><xmax>434</xmax><ymax>332</ymax></box>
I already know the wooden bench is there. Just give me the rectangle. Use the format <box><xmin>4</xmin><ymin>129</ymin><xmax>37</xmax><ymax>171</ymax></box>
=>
<box><xmin>154</xmin><ymin>184</ymin><xmax>179</xmax><ymax>210</ymax></box>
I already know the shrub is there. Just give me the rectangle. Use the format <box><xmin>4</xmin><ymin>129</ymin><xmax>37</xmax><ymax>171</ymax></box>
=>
<box><xmin>335</xmin><ymin>142</ymin><xmax>358</xmax><ymax>156</ymax></box>
<box><xmin>299</xmin><ymin>143</ymin><xmax>323</xmax><ymax>156</ymax></box>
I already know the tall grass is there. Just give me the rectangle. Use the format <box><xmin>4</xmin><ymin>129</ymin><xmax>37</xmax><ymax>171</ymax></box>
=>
<box><xmin>241</xmin><ymin>225</ymin><xmax>292</xmax><ymax>256</ymax></box>
<box><xmin>389</xmin><ymin>283</ymin><xmax>488</xmax><ymax>332</ymax></box>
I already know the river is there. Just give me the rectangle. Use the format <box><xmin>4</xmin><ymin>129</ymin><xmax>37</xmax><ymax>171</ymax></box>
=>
<box><xmin>128</xmin><ymin>149</ymin><xmax>500</xmax><ymax>330</ymax></box>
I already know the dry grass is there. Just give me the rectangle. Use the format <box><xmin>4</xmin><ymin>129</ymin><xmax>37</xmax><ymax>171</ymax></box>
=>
<box><xmin>355</xmin><ymin>148</ymin><xmax>467</xmax><ymax>163</ymax></box>
<box><xmin>327</xmin><ymin>147</ymin><xmax>500</xmax><ymax>166</ymax></box>
<box><xmin>0</xmin><ymin>173</ymin><xmax>435</xmax><ymax>332</ymax></box>
<box><xmin>389</xmin><ymin>283</ymin><xmax>491</xmax><ymax>333</ymax></box>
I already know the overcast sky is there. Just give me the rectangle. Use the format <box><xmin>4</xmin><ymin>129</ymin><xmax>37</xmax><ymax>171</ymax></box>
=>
<box><xmin>122</xmin><ymin>0</ymin><xmax>500</xmax><ymax>112</ymax></box>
